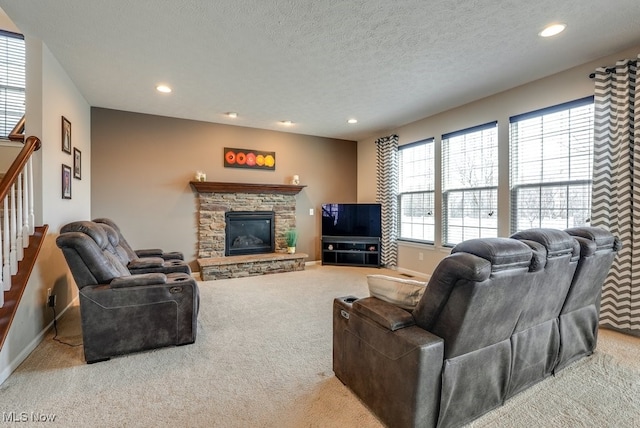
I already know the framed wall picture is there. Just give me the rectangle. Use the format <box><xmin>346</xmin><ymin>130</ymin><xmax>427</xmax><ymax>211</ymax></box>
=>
<box><xmin>62</xmin><ymin>116</ymin><xmax>71</xmax><ymax>154</ymax></box>
<box><xmin>62</xmin><ymin>164</ymin><xmax>72</xmax><ymax>199</ymax></box>
<box><xmin>73</xmin><ymin>148</ymin><xmax>82</xmax><ymax>179</ymax></box>
<box><xmin>224</xmin><ymin>147</ymin><xmax>276</xmax><ymax>170</ymax></box>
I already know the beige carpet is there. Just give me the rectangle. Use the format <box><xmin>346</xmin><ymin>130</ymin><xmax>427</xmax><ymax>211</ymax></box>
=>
<box><xmin>1</xmin><ymin>264</ymin><xmax>639</xmax><ymax>427</ymax></box>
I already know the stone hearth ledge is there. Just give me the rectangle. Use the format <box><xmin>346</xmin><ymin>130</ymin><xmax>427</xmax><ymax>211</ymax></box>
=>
<box><xmin>198</xmin><ymin>252</ymin><xmax>309</xmax><ymax>281</ymax></box>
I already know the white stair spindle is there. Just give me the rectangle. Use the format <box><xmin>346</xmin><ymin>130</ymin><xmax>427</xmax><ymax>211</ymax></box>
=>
<box><xmin>10</xmin><ymin>183</ymin><xmax>17</xmax><ymax>275</ymax></box>
<box><xmin>22</xmin><ymin>165</ymin><xmax>29</xmax><ymax>248</ymax></box>
<box><xmin>16</xmin><ymin>172</ymin><xmax>23</xmax><ymax>261</ymax></box>
<box><xmin>3</xmin><ymin>196</ymin><xmax>10</xmax><ymax>291</ymax></box>
<box><xmin>28</xmin><ymin>157</ymin><xmax>34</xmax><ymax>235</ymax></box>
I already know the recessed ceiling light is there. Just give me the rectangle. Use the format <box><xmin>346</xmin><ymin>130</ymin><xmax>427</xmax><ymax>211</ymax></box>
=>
<box><xmin>156</xmin><ymin>84</ymin><xmax>172</xmax><ymax>93</ymax></box>
<box><xmin>280</xmin><ymin>120</ymin><xmax>293</xmax><ymax>126</ymax></box>
<box><xmin>226</xmin><ymin>112</ymin><xmax>238</xmax><ymax>118</ymax></box>
<box><xmin>347</xmin><ymin>118</ymin><xmax>358</xmax><ymax>124</ymax></box>
<box><xmin>539</xmin><ymin>23</ymin><xmax>566</xmax><ymax>38</ymax></box>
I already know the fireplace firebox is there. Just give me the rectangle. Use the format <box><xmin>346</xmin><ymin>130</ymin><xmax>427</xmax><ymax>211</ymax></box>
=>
<box><xmin>225</xmin><ymin>211</ymin><xmax>275</xmax><ymax>256</ymax></box>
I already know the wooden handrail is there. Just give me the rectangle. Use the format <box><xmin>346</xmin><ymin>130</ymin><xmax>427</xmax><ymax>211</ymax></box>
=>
<box><xmin>8</xmin><ymin>115</ymin><xmax>25</xmax><ymax>142</ymax></box>
<box><xmin>0</xmin><ymin>136</ymin><xmax>41</xmax><ymax>203</ymax></box>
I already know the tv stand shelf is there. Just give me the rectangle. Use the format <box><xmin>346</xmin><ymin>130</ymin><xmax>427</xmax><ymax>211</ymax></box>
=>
<box><xmin>321</xmin><ymin>236</ymin><xmax>380</xmax><ymax>267</ymax></box>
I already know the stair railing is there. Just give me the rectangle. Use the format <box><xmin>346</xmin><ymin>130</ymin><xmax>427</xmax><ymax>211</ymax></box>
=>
<box><xmin>0</xmin><ymin>134</ymin><xmax>41</xmax><ymax>307</ymax></box>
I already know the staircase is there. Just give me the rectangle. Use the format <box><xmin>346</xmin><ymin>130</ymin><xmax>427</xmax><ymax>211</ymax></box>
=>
<box><xmin>0</xmin><ymin>119</ymin><xmax>48</xmax><ymax>350</ymax></box>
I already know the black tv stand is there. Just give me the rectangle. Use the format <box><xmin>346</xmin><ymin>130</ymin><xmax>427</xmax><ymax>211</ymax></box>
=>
<box><xmin>321</xmin><ymin>236</ymin><xmax>381</xmax><ymax>267</ymax></box>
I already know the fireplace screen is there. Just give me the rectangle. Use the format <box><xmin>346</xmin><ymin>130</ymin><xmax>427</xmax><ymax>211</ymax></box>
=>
<box><xmin>225</xmin><ymin>211</ymin><xmax>275</xmax><ymax>256</ymax></box>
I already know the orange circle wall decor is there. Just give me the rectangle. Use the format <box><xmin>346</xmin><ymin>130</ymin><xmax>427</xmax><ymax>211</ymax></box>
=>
<box><xmin>224</xmin><ymin>147</ymin><xmax>276</xmax><ymax>170</ymax></box>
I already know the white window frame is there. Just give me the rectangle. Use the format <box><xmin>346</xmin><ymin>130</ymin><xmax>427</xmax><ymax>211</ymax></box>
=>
<box><xmin>510</xmin><ymin>97</ymin><xmax>594</xmax><ymax>233</ymax></box>
<box><xmin>442</xmin><ymin>122</ymin><xmax>498</xmax><ymax>246</ymax></box>
<box><xmin>0</xmin><ymin>29</ymin><xmax>25</xmax><ymax>139</ymax></box>
<box><xmin>398</xmin><ymin>138</ymin><xmax>435</xmax><ymax>243</ymax></box>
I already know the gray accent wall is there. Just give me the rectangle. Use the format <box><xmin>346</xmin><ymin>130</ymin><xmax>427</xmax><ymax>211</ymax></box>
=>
<box><xmin>91</xmin><ymin>108</ymin><xmax>357</xmax><ymax>268</ymax></box>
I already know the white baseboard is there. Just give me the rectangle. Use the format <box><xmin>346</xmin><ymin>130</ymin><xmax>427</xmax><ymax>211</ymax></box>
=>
<box><xmin>0</xmin><ymin>296</ymin><xmax>78</xmax><ymax>386</ymax></box>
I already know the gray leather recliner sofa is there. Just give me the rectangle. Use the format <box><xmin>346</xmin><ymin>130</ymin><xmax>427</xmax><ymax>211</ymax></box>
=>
<box><xmin>61</xmin><ymin>221</ymin><xmax>191</xmax><ymax>275</ymax></box>
<box><xmin>56</xmin><ymin>221</ymin><xmax>199</xmax><ymax>363</ymax></box>
<box><xmin>93</xmin><ymin>217</ymin><xmax>185</xmax><ymax>260</ymax></box>
<box><xmin>333</xmin><ymin>227</ymin><xmax>619</xmax><ymax>428</ymax></box>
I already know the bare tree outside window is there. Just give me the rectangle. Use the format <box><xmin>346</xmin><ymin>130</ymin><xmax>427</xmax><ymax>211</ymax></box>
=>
<box><xmin>510</xmin><ymin>98</ymin><xmax>594</xmax><ymax>233</ymax></box>
<box><xmin>442</xmin><ymin>123</ymin><xmax>498</xmax><ymax>246</ymax></box>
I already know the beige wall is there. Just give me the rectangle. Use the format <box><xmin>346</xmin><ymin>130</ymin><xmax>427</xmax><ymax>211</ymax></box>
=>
<box><xmin>1</xmin><ymin>38</ymin><xmax>91</xmax><ymax>384</ymax></box>
<box><xmin>358</xmin><ymin>44</ymin><xmax>640</xmax><ymax>277</ymax></box>
<box><xmin>0</xmin><ymin>144</ymin><xmax>21</xmax><ymax>172</ymax></box>
<box><xmin>91</xmin><ymin>108</ymin><xmax>357</xmax><ymax>267</ymax></box>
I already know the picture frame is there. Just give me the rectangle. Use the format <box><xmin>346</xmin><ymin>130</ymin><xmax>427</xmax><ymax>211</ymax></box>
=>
<box><xmin>73</xmin><ymin>148</ymin><xmax>82</xmax><ymax>179</ymax></box>
<box><xmin>223</xmin><ymin>147</ymin><xmax>276</xmax><ymax>170</ymax></box>
<box><xmin>62</xmin><ymin>116</ymin><xmax>71</xmax><ymax>154</ymax></box>
<box><xmin>62</xmin><ymin>164</ymin><xmax>72</xmax><ymax>199</ymax></box>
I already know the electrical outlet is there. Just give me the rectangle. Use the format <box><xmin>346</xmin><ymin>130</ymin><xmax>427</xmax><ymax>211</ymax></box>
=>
<box><xmin>48</xmin><ymin>294</ymin><xmax>56</xmax><ymax>308</ymax></box>
<box><xmin>309</xmin><ymin>208</ymin><xmax>314</xmax><ymax>216</ymax></box>
<box><xmin>419</xmin><ymin>252</ymin><xmax>424</xmax><ymax>261</ymax></box>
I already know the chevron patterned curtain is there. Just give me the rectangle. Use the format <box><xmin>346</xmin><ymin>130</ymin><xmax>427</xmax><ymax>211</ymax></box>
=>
<box><xmin>591</xmin><ymin>55</ymin><xmax>640</xmax><ymax>332</ymax></box>
<box><xmin>375</xmin><ymin>134</ymin><xmax>399</xmax><ymax>267</ymax></box>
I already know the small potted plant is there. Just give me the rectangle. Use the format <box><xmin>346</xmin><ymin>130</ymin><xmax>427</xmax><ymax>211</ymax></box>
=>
<box><xmin>285</xmin><ymin>229</ymin><xmax>298</xmax><ymax>254</ymax></box>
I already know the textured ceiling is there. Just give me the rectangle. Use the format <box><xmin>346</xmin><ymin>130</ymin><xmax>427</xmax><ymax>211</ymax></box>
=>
<box><xmin>1</xmin><ymin>1</ymin><xmax>640</xmax><ymax>141</ymax></box>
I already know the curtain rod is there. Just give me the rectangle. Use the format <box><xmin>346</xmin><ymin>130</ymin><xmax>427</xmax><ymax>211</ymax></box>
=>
<box><xmin>589</xmin><ymin>60</ymin><xmax>637</xmax><ymax>78</ymax></box>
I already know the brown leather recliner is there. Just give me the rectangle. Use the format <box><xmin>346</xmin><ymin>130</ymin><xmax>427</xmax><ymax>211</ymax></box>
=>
<box><xmin>333</xmin><ymin>227</ymin><xmax>619</xmax><ymax>428</ymax></box>
<box><xmin>56</xmin><ymin>221</ymin><xmax>199</xmax><ymax>363</ymax></box>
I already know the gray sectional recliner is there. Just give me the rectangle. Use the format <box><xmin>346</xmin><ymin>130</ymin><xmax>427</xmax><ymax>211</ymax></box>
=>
<box><xmin>333</xmin><ymin>227</ymin><xmax>620</xmax><ymax>428</ymax></box>
<box><xmin>56</xmin><ymin>220</ymin><xmax>199</xmax><ymax>363</ymax></box>
<box><xmin>61</xmin><ymin>220</ymin><xmax>191</xmax><ymax>275</ymax></box>
<box><xmin>93</xmin><ymin>217</ymin><xmax>185</xmax><ymax>261</ymax></box>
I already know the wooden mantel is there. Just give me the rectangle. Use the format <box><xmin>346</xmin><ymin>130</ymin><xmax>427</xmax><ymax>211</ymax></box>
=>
<box><xmin>190</xmin><ymin>181</ymin><xmax>306</xmax><ymax>195</ymax></box>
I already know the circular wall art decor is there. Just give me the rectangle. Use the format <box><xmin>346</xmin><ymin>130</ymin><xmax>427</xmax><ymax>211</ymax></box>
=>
<box><xmin>224</xmin><ymin>147</ymin><xmax>276</xmax><ymax>170</ymax></box>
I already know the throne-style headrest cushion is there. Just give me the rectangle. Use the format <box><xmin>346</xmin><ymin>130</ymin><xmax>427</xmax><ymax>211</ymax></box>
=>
<box><xmin>565</xmin><ymin>226</ymin><xmax>622</xmax><ymax>252</ymax></box>
<box><xmin>510</xmin><ymin>228</ymin><xmax>578</xmax><ymax>259</ymax></box>
<box><xmin>97</xmin><ymin>223</ymin><xmax>121</xmax><ymax>248</ymax></box>
<box><xmin>451</xmin><ymin>237</ymin><xmax>532</xmax><ymax>273</ymax></box>
<box><xmin>60</xmin><ymin>221</ymin><xmax>109</xmax><ymax>250</ymax></box>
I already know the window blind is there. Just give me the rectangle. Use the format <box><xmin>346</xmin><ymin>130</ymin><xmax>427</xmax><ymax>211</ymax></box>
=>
<box><xmin>398</xmin><ymin>138</ymin><xmax>435</xmax><ymax>243</ymax></box>
<box><xmin>510</xmin><ymin>97</ymin><xmax>594</xmax><ymax>232</ymax></box>
<box><xmin>0</xmin><ymin>30</ymin><xmax>25</xmax><ymax>138</ymax></box>
<box><xmin>442</xmin><ymin>121</ymin><xmax>498</xmax><ymax>246</ymax></box>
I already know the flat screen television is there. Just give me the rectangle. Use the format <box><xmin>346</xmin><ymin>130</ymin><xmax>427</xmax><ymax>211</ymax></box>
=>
<box><xmin>321</xmin><ymin>203</ymin><xmax>382</xmax><ymax>238</ymax></box>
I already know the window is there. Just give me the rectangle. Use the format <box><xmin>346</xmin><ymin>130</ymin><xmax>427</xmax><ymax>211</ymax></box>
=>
<box><xmin>510</xmin><ymin>97</ymin><xmax>594</xmax><ymax>232</ymax></box>
<box><xmin>398</xmin><ymin>139</ymin><xmax>435</xmax><ymax>243</ymax></box>
<box><xmin>442</xmin><ymin>122</ymin><xmax>498</xmax><ymax>246</ymax></box>
<box><xmin>0</xmin><ymin>30</ymin><xmax>25</xmax><ymax>138</ymax></box>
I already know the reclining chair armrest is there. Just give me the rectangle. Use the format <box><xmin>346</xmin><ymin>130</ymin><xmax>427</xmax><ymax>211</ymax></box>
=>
<box><xmin>352</xmin><ymin>297</ymin><xmax>416</xmax><ymax>331</ymax></box>
<box><xmin>159</xmin><ymin>251</ymin><xmax>185</xmax><ymax>261</ymax></box>
<box><xmin>135</xmin><ymin>249</ymin><xmax>185</xmax><ymax>261</ymax></box>
<box><xmin>110</xmin><ymin>273</ymin><xmax>167</xmax><ymax>288</ymax></box>
<box><xmin>134</xmin><ymin>248</ymin><xmax>164</xmax><ymax>258</ymax></box>
<box><xmin>333</xmin><ymin>297</ymin><xmax>443</xmax><ymax>428</ymax></box>
<box><xmin>128</xmin><ymin>257</ymin><xmax>165</xmax><ymax>269</ymax></box>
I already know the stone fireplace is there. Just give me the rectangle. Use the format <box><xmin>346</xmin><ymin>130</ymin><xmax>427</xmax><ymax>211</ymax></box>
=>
<box><xmin>225</xmin><ymin>211</ymin><xmax>275</xmax><ymax>256</ymax></box>
<box><xmin>190</xmin><ymin>181</ymin><xmax>308</xmax><ymax>280</ymax></box>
